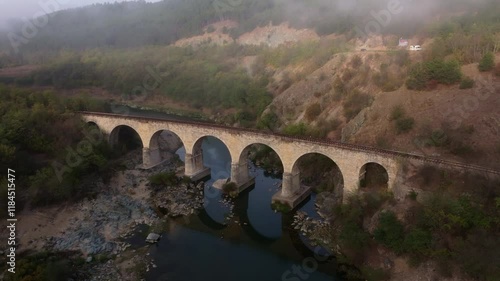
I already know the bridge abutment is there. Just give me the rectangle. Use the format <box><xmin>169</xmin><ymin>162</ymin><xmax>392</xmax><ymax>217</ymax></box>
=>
<box><xmin>185</xmin><ymin>152</ymin><xmax>211</xmax><ymax>181</ymax></box>
<box><xmin>230</xmin><ymin>162</ymin><xmax>255</xmax><ymax>193</ymax></box>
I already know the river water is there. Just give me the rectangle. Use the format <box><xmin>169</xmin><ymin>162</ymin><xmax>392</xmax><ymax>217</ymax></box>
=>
<box><xmin>115</xmin><ymin>107</ymin><xmax>343</xmax><ymax>281</ymax></box>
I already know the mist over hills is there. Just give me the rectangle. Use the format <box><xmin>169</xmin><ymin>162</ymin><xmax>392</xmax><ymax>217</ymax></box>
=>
<box><xmin>0</xmin><ymin>0</ymin><xmax>498</xmax><ymax>53</ymax></box>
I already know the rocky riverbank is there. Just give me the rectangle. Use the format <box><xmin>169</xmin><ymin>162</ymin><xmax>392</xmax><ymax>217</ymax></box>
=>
<box><xmin>0</xmin><ymin>131</ymin><xmax>199</xmax><ymax>280</ymax></box>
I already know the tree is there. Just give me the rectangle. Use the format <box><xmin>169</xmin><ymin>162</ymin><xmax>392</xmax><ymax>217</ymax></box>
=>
<box><xmin>478</xmin><ymin>52</ymin><xmax>495</xmax><ymax>72</ymax></box>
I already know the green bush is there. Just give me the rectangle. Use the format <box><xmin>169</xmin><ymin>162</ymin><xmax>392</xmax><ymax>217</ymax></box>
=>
<box><xmin>282</xmin><ymin>123</ymin><xmax>308</xmax><ymax>136</ymax></box>
<box><xmin>222</xmin><ymin>182</ymin><xmax>237</xmax><ymax>193</ymax></box>
<box><xmin>343</xmin><ymin>92</ymin><xmax>373</xmax><ymax>120</ymax></box>
<box><xmin>305</xmin><ymin>103</ymin><xmax>322</xmax><ymax>121</ymax></box>
<box><xmin>390</xmin><ymin>105</ymin><xmax>405</xmax><ymax>120</ymax></box>
<box><xmin>149</xmin><ymin>171</ymin><xmax>177</xmax><ymax>186</ymax></box>
<box><xmin>271</xmin><ymin>201</ymin><xmax>292</xmax><ymax>213</ymax></box>
<box><xmin>478</xmin><ymin>52</ymin><xmax>495</xmax><ymax>72</ymax></box>
<box><xmin>257</xmin><ymin>111</ymin><xmax>280</xmax><ymax>131</ymax></box>
<box><xmin>402</xmin><ymin>228</ymin><xmax>432</xmax><ymax>256</ymax></box>
<box><xmin>396</xmin><ymin>117</ymin><xmax>415</xmax><ymax>134</ymax></box>
<box><xmin>459</xmin><ymin>76</ymin><xmax>475</xmax><ymax>89</ymax></box>
<box><xmin>408</xmin><ymin>190</ymin><xmax>418</xmax><ymax>201</ymax></box>
<box><xmin>350</xmin><ymin>55</ymin><xmax>363</xmax><ymax>68</ymax></box>
<box><xmin>420</xmin><ymin>195</ymin><xmax>492</xmax><ymax>235</ymax></box>
<box><xmin>374</xmin><ymin>211</ymin><xmax>405</xmax><ymax>253</ymax></box>
<box><xmin>406</xmin><ymin>60</ymin><xmax>462</xmax><ymax>90</ymax></box>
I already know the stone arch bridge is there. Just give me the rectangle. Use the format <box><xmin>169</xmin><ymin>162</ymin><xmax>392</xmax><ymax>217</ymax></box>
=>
<box><xmin>80</xmin><ymin>112</ymin><xmax>499</xmax><ymax>208</ymax></box>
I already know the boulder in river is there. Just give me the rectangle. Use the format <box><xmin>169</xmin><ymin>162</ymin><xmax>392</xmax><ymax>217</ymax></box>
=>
<box><xmin>146</xmin><ymin>233</ymin><xmax>161</xmax><ymax>243</ymax></box>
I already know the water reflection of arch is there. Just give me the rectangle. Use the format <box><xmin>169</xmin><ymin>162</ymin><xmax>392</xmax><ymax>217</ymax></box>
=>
<box><xmin>233</xmin><ymin>188</ymin><xmax>279</xmax><ymax>244</ymax></box>
<box><xmin>197</xmin><ymin>208</ymin><xmax>228</xmax><ymax>231</ymax></box>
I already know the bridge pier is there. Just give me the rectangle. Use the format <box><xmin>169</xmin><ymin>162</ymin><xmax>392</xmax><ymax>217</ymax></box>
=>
<box><xmin>272</xmin><ymin>171</ymin><xmax>312</xmax><ymax>209</ymax></box>
<box><xmin>142</xmin><ymin>147</ymin><xmax>165</xmax><ymax>169</ymax></box>
<box><xmin>230</xmin><ymin>161</ymin><xmax>255</xmax><ymax>194</ymax></box>
<box><xmin>185</xmin><ymin>152</ymin><xmax>211</xmax><ymax>181</ymax></box>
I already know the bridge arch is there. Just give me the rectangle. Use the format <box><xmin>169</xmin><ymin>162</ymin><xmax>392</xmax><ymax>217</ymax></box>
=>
<box><xmin>290</xmin><ymin>153</ymin><xmax>344</xmax><ymax>202</ymax></box>
<box><xmin>109</xmin><ymin>124</ymin><xmax>144</xmax><ymax>150</ymax></box>
<box><xmin>359</xmin><ymin>162</ymin><xmax>389</xmax><ymax>190</ymax></box>
<box><xmin>231</xmin><ymin>143</ymin><xmax>283</xmax><ymax>191</ymax></box>
<box><xmin>187</xmin><ymin>135</ymin><xmax>233</xmax><ymax>180</ymax></box>
<box><xmin>146</xmin><ymin>129</ymin><xmax>186</xmax><ymax>169</ymax></box>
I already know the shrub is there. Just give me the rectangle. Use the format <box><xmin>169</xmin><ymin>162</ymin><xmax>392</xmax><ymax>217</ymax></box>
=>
<box><xmin>305</xmin><ymin>103</ymin><xmax>322</xmax><ymax>121</ymax></box>
<box><xmin>406</xmin><ymin>60</ymin><xmax>462</xmax><ymax>90</ymax></box>
<box><xmin>222</xmin><ymin>182</ymin><xmax>238</xmax><ymax>193</ymax></box>
<box><xmin>343</xmin><ymin>92</ymin><xmax>373</xmax><ymax>120</ymax></box>
<box><xmin>257</xmin><ymin>112</ymin><xmax>279</xmax><ymax>131</ymax></box>
<box><xmin>350</xmin><ymin>55</ymin><xmax>363</xmax><ymax>68</ymax></box>
<box><xmin>402</xmin><ymin>228</ymin><xmax>432</xmax><ymax>255</ymax></box>
<box><xmin>390</xmin><ymin>105</ymin><xmax>405</xmax><ymax>120</ymax></box>
<box><xmin>271</xmin><ymin>201</ymin><xmax>291</xmax><ymax>213</ymax></box>
<box><xmin>478</xmin><ymin>52</ymin><xmax>495</xmax><ymax>72</ymax></box>
<box><xmin>459</xmin><ymin>76</ymin><xmax>475</xmax><ymax>89</ymax></box>
<box><xmin>282</xmin><ymin>123</ymin><xmax>308</xmax><ymax>136</ymax></box>
<box><xmin>396</xmin><ymin>117</ymin><xmax>415</xmax><ymax>134</ymax></box>
<box><xmin>149</xmin><ymin>171</ymin><xmax>177</xmax><ymax>186</ymax></box>
<box><xmin>374</xmin><ymin>211</ymin><xmax>405</xmax><ymax>253</ymax></box>
<box><xmin>408</xmin><ymin>190</ymin><xmax>418</xmax><ymax>200</ymax></box>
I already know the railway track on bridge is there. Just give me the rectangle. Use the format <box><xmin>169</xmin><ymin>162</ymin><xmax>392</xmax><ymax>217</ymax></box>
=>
<box><xmin>79</xmin><ymin>111</ymin><xmax>500</xmax><ymax>176</ymax></box>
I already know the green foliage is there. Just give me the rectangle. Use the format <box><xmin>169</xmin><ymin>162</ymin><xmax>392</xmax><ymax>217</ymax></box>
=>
<box><xmin>4</xmin><ymin>252</ymin><xmax>75</xmax><ymax>281</ymax></box>
<box><xmin>222</xmin><ymin>182</ymin><xmax>238</xmax><ymax>197</ymax></box>
<box><xmin>402</xmin><ymin>228</ymin><xmax>432</xmax><ymax>257</ymax></box>
<box><xmin>257</xmin><ymin>111</ymin><xmax>280</xmax><ymax>131</ymax></box>
<box><xmin>149</xmin><ymin>171</ymin><xmax>177</xmax><ymax>186</ymax></box>
<box><xmin>25</xmin><ymin>46</ymin><xmax>272</xmax><ymax>118</ymax></box>
<box><xmin>359</xmin><ymin>266</ymin><xmax>390</xmax><ymax>281</ymax></box>
<box><xmin>408</xmin><ymin>190</ymin><xmax>418</xmax><ymax>201</ymax></box>
<box><xmin>396</xmin><ymin>117</ymin><xmax>415</xmax><ymax>134</ymax></box>
<box><xmin>374</xmin><ymin>211</ymin><xmax>405</xmax><ymax>253</ymax></box>
<box><xmin>419</xmin><ymin>195</ymin><xmax>493</xmax><ymax>235</ymax></box>
<box><xmin>343</xmin><ymin>92</ymin><xmax>373</xmax><ymax>120</ymax></box>
<box><xmin>336</xmin><ymin>197</ymin><xmax>371</xmax><ymax>252</ymax></box>
<box><xmin>390</xmin><ymin>105</ymin><xmax>405</xmax><ymax>121</ymax></box>
<box><xmin>247</xmin><ymin>144</ymin><xmax>283</xmax><ymax>175</ymax></box>
<box><xmin>459</xmin><ymin>76</ymin><xmax>475</xmax><ymax>89</ymax></box>
<box><xmin>478</xmin><ymin>52</ymin><xmax>495</xmax><ymax>72</ymax></box>
<box><xmin>350</xmin><ymin>55</ymin><xmax>363</xmax><ymax>68</ymax></box>
<box><xmin>406</xmin><ymin>60</ymin><xmax>462</xmax><ymax>90</ymax></box>
<box><xmin>305</xmin><ymin>103</ymin><xmax>322</xmax><ymax>121</ymax></box>
<box><xmin>282</xmin><ymin>123</ymin><xmax>309</xmax><ymax>136</ymax></box>
<box><xmin>454</xmin><ymin>231</ymin><xmax>500</xmax><ymax>280</ymax></box>
<box><xmin>271</xmin><ymin>201</ymin><xmax>292</xmax><ymax>213</ymax></box>
<box><xmin>0</xmin><ymin>86</ymin><xmax>111</xmax><ymax>208</ymax></box>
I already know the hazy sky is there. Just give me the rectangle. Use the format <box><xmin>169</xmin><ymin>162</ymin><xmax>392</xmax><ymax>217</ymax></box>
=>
<box><xmin>0</xmin><ymin>0</ymin><xmax>161</xmax><ymax>22</ymax></box>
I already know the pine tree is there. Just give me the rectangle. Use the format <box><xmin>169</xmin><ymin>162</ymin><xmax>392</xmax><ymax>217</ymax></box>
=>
<box><xmin>478</xmin><ymin>52</ymin><xmax>495</xmax><ymax>72</ymax></box>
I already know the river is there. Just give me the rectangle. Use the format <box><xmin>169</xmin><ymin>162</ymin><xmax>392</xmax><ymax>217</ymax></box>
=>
<box><xmin>115</xmin><ymin>106</ymin><xmax>343</xmax><ymax>281</ymax></box>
